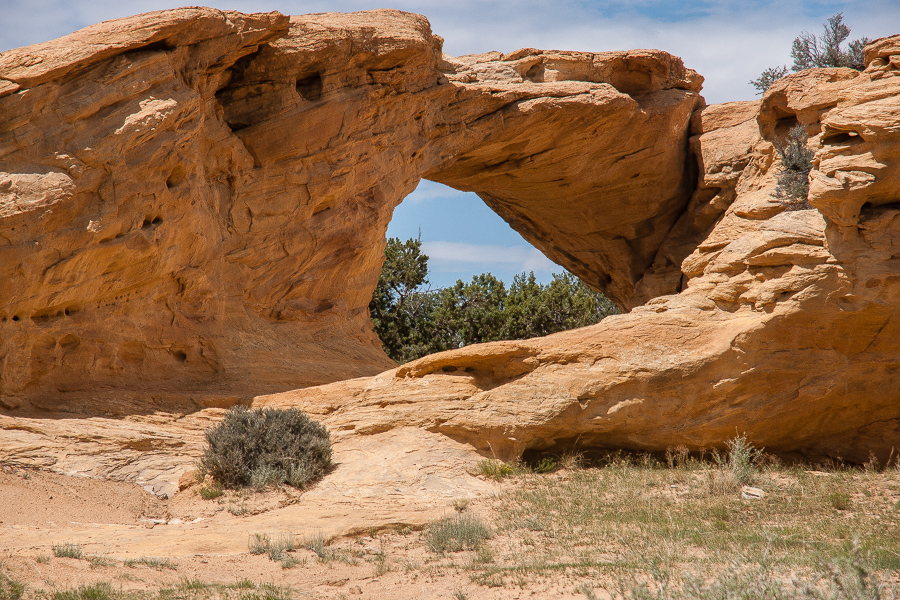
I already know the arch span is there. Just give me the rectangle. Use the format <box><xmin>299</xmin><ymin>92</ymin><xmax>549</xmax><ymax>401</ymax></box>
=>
<box><xmin>0</xmin><ymin>8</ymin><xmax>703</xmax><ymax>407</ymax></box>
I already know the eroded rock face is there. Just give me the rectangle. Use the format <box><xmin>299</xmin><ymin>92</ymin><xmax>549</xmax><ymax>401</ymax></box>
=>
<box><xmin>429</xmin><ymin>48</ymin><xmax>702</xmax><ymax>307</ymax></box>
<box><xmin>258</xmin><ymin>36</ymin><xmax>900</xmax><ymax>463</ymax></box>
<box><xmin>2</xmin><ymin>9</ymin><xmax>898</xmax><ymax>464</ymax></box>
<box><xmin>0</xmin><ymin>8</ymin><xmax>702</xmax><ymax>407</ymax></box>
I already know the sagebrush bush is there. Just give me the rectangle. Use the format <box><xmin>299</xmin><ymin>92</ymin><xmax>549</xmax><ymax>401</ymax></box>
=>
<box><xmin>200</xmin><ymin>406</ymin><xmax>332</xmax><ymax>490</ymax></box>
<box><xmin>775</xmin><ymin>124</ymin><xmax>815</xmax><ymax>209</ymax></box>
<box><xmin>724</xmin><ymin>433</ymin><xmax>763</xmax><ymax>486</ymax></box>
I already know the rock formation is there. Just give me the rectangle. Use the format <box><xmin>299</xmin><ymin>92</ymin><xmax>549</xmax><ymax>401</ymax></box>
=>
<box><xmin>258</xmin><ymin>36</ymin><xmax>900</xmax><ymax>464</ymax></box>
<box><xmin>1</xmin><ymin>8</ymin><xmax>898</xmax><ymax>464</ymax></box>
<box><xmin>0</xmin><ymin>8</ymin><xmax>701</xmax><ymax>408</ymax></box>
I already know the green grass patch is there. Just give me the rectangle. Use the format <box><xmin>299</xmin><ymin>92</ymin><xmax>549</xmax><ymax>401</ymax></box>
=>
<box><xmin>52</xmin><ymin>543</ymin><xmax>83</xmax><ymax>559</ymax></box>
<box><xmin>198</xmin><ymin>484</ymin><xmax>223</xmax><ymax>500</ymax></box>
<box><xmin>247</xmin><ymin>533</ymin><xmax>297</xmax><ymax>562</ymax></box>
<box><xmin>475</xmin><ymin>459</ymin><xmax>514</xmax><ymax>480</ymax></box>
<box><xmin>52</xmin><ymin>583</ymin><xmax>115</xmax><ymax>600</ymax></box>
<box><xmin>426</xmin><ymin>513</ymin><xmax>492</xmax><ymax>554</ymax></box>
<box><xmin>0</xmin><ymin>573</ymin><xmax>25</xmax><ymax>600</ymax></box>
<box><xmin>123</xmin><ymin>556</ymin><xmax>177</xmax><ymax>570</ymax></box>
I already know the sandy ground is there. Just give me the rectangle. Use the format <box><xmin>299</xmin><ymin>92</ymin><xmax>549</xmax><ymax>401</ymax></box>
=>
<box><xmin>0</xmin><ymin>467</ymin><xmax>599</xmax><ymax>600</ymax></box>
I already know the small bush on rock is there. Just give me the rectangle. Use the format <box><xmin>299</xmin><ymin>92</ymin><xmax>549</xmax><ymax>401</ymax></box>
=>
<box><xmin>200</xmin><ymin>406</ymin><xmax>332</xmax><ymax>490</ymax></box>
<box><xmin>750</xmin><ymin>13</ymin><xmax>869</xmax><ymax>94</ymax></box>
<box><xmin>774</xmin><ymin>124</ymin><xmax>815</xmax><ymax>209</ymax></box>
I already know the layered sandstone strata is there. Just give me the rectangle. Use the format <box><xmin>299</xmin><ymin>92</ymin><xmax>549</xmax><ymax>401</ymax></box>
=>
<box><xmin>259</xmin><ymin>36</ymin><xmax>900</xmax><ymax>463</ymax></box>
<box><xmin>0</xmin><ymin>8</ymin><xmax>701</xmax><ymax>408</ymax></box>
<box><xmin>1</xmin><ymin>9</ymin><xmax>898</xmax><ymax>464</ymax></box>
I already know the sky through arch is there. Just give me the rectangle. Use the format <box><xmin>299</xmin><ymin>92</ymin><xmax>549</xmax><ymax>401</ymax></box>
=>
<box><xmin>387</xmin><ymin>181</ymin><xmax>560</xmax><ymax>289</ymax></box>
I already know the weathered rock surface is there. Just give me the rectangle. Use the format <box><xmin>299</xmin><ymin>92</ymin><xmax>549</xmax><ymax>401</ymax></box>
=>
<box><xmin>259</xmin><ymin>36</ymin><xmax>900</xmax><ymax>464</ymax></box>
<box><xmin>0</xmin><ymin>408</ymin><xmax>494</xmax><ymax>555</ymax></box>
<box><xmin>0</xmin><ymin>8</ymin><xmax>701</xmax><ymax>407</ymax></box>
<box><xmin>1</xmin><ymin>7</ymin><xmax>899</xmax><ymax>492</ymax></box>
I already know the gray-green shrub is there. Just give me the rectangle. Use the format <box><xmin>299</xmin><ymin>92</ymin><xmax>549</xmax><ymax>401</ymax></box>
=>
<box><xmin>775</xmin><ymin>124</ymin><xmax>815</xmax><ymax>209</ymax></box>
<box><xmin>426</xmin><ymin>513</ymin><xmax>492</xmax><ymax>553</ymax></box>
<box><xmin>199</xmin><ymin>406</ymin><xmax>332</xmax><ymax>490</ymax></box>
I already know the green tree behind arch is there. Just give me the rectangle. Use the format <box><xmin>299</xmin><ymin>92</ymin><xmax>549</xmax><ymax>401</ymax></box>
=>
<box><xmin>369</xmin><ymin>237</ymin><xmax>620</xmax><ymax>364</ymax></box>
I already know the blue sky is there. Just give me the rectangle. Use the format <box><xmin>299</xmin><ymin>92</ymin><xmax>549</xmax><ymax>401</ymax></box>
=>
<box><xmin>4</xmin><ymin>1</ymin><xmax>899</xmax><ymax>288</ymax></box>
<box><xmin>386</xmin><ymin>182</ymin><xmax>558</xmax><ymax>288</ymax></box>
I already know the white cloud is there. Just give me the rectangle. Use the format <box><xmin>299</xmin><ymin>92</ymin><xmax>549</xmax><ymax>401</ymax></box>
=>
<box><xmin>422</xmin><ymin>241</ymin><xmax>557</xmax><ymax>273</ymax></box>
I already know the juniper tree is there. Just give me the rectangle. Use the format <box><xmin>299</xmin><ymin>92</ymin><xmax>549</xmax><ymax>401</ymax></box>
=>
<box><xmin>369</xmin><ymin>238</ymin><xmax>619</xmax><ymax>363</ymax></box>
<box><xmin>750</xmin><ymin>13</ymin><xmax>869</xmax><ymax>94</ymax></box>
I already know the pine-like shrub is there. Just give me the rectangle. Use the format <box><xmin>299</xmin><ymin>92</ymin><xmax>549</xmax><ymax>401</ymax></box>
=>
<box><xmin>750</xmin><ymin>13</ymin><xmax>869</xmax><ymax>95</ymax></box>
<box><xmin>774</xmin><ymin>124</ymin><xmax>815</xmax><ymax>209</ymax></box>
<box><xmin>200</xmin><ymin>406</ymin><xmax>332</xmax><ymax>490</ymax></box>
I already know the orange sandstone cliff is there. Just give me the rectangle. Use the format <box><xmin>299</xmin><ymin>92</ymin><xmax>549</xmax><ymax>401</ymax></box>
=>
<box><xmin>1</xmin><ymin>8</ymin><xmax>898</xmax><ymax>464</ymax></box>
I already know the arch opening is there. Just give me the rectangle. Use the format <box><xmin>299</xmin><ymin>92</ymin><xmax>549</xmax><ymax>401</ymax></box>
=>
<box><xmin>387</xmin><ymin>180</ymin><xmax>562</xmax><ymax>289</ymax></box>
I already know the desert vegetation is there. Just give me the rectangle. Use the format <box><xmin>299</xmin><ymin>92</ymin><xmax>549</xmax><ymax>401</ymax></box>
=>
<box><xmin>370</xmin><ymin>237</ymin><xmax>619</xmax><ymax>363</ymax></box>
<box><xmin>198</xmin><ymin>407</ymin><xmax>332</xmax><ymax>491</ymax></box>
<box><xmin>774</xmin><ymin>124</ymin><xmax>816</xmax><ymax>209</ymax></box>
<box><xmin>6</xmin><ymin>439</ymin><xmax>898</xmax><ymax>599</ymax></box>
<box><xmin>426</xmin><ymin>443</ymin><xmax>899</xmax><ymax>598</ymax></box>
<box><xmin>751</xmin><ymin>13</ymin><xmax>869</xmax><ymax>94</ymax></box>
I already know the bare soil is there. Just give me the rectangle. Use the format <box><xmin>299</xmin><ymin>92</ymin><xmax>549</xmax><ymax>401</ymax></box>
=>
<box><xmin>2</xmin><ymin>460</ymin><xmax>899</xmax><ymax>600</ymax></box>
<box><xmin>0</xmin><ymin>467</ymin><xmax>581</xmax><ymax>599</ymax></box>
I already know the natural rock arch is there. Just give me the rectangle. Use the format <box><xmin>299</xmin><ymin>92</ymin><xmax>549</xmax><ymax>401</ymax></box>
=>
<box><xmin>0</xmin><ymin>8</ymin><xmax>704</xmax><ymax>408</ymax></box>
<box><xmin>2</xmin><ymin>8</ymin><xmax>898</xmax><ymax>465</ymax></box>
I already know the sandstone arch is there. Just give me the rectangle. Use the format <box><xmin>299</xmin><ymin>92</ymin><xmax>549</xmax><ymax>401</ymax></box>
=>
<box><xmin>0</xmin><ymin>8</ymin><xmax>704</xmax><ymax>409</ymax></box>
<box><xmin>2</xmin><ymin>8</ymin><xmax>898</xmax><ymax>465</ymax></box>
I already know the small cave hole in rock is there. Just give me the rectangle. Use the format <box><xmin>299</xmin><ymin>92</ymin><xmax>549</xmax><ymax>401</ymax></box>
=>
<box><xmin>296</xmin><ymin>72</ymin><xmax>323</xmax><ymax>101</ymax></box>
<box><xmin>822</xmin><ymin>130</ymin><xmax>862</xmax><ymax>145</ymax></box>
<box><xmin>441</xmin><ymin>366</ymin><xmax>458</xmax><ymax>373</ymax></box>
<box><xmin>774</xmin><ymin>114</ymin><xmax>801</xmax><ymax>136</ymax></box>
<box><xmin>142</xmin><ymin>216</ymin><xmax>163</xmax><ymax>229</ymax></box>
<box><xmin>124</xmin><ymin>39</ymin><xmax>176</xmax><ymax>55</ymax></box>
<box><xmin>11</xmin><ymin>316</ymin><xmax>20</xmax><ymax>322</ymax></box>
<box><xmin>173</xmin><ymin>350</ymin><xmax>187</xmax><ymax>363</ymax></box>
<box><xmin>525</xmin><ymin>62</ymin><xmax>545</xmax><ymax>82</ymax></box>
<box><xmin>166</xmin><ymin>165</ymin><xmax>187</xmax><ymax>189</ymax></box>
